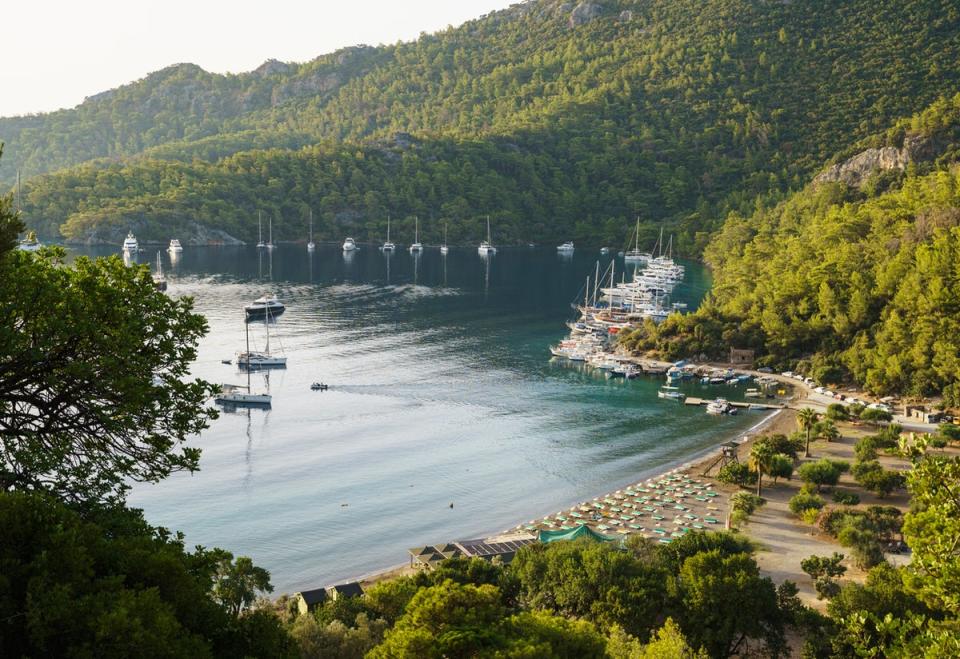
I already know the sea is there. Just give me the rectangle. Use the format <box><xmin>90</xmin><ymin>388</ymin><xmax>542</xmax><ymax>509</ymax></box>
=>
<box><xmin>75</xmin><ymin>244</ymin><xmax>768</xmax><ymax>594</ymax></box>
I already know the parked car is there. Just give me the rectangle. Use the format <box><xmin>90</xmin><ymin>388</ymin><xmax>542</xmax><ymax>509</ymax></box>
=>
<box><xmin>757</xmin><ymin>367</ymin><xmax>773</xmax><ymax>373</ymax></box>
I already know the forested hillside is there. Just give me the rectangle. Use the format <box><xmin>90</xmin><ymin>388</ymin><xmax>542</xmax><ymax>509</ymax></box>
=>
<box><xmin>5</xmin><ymin>0</ymin><xmax>960</xmax><ymax>246</ymax></box>
<box><xmin>623</xmin><ymin>94</ymin><xmax>960</xmax><ymax>403</ymax></box>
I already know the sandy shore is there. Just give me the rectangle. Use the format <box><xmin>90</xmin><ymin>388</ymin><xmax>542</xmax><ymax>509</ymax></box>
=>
<box><xmin>348</xmin><ymin>403</ymin><xmax>796</xmax><ymax>591</ymax></box>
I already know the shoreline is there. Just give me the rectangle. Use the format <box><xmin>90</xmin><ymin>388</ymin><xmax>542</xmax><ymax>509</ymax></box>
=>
<box><xmin>342</xmin><ymin>405</ymin><xmax>791</xmax><ymax>592</ymax></box>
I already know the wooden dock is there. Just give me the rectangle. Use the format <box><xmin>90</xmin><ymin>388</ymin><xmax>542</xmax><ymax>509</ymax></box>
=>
<box><xmin>684</xmin><ymin>397</ymin><xmax>783</xmax><ymax>410</ymax></box>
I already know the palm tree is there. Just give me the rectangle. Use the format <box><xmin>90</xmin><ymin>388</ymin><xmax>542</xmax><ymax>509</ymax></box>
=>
<box><xmin>749</xmin><ymin>441</ymin><xmax>775</xmax><ymax>497</ymax></box>
<box><xmin>797</xmin><ymin>407</ymin><xmax>818</xmax><ymax>458</ymax></box>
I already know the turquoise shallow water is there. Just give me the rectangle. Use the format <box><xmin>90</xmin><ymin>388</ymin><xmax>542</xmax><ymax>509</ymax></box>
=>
<box><xmin>82</xmin><ymin>244</ymin><xmax>766</xmax><ymax>593</ymax></box>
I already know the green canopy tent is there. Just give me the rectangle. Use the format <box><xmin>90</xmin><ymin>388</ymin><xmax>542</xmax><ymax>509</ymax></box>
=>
<box><xmin>538</xmin><ymin>524</ymin><xmax>616</xmax><ymax>544</ymax></box>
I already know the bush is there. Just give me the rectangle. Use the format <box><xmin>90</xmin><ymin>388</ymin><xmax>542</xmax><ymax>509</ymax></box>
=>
<box><xmin>832</xmin><ymin>489</ymin><xmax>860</xmax><ymax>505</ymax></box>
<box><xmin>814</xmin><ymin>576</ymin><xmax>842</xmax><ymax>600</ymax></box>
<box><xmin>801</xmin><ymin>508</ymin><xmax>821</xmax><ymax>525</ymax></box>
<box><xmin>798</xmin><ymin>459</ymin><xmax>843</xmax><ymax>492</ymax></box>
<box><xmin>847</xmin><ymin>403</ymin><xmax>865</xmax><ymax>419</ymax></box>
<box><xmin>717</xmin><ymin>462</ymin><xmax>753</xmax><ymax>487</ymax></box>
<box><xmin>860</xmin><ymin>408</ymin><xmax>893</xmax><ymax>425</ymax></box>
<box><xmin>768</xmin><ymin>454</ymin><xmax>795</xmax><ymax>484</ymax></box>
<box><xmin>852</xmin><ymin>461</ymin><xmax>905</xmax><ymax>498</ymax></box>
<box><xmin>825</xmin><ymin>403</ymin><xmax>850</xmax><ymax>421</ymax></box>
<box><xmin>801</xmin><ymin>553</ymin><xmax>847</xmax><ymax>580</ymax></box>
<box><xmin>837</xmin><ymin>526</ymin><xmax>886</xmax><ymax>570</ymax></box>
<box><xmin>789</xmin><ymin>491</ymin><xmax>825</xmax><ymax>517</ymax></box>
<box><xmin>854</xmin><ymin>437</ymin><xmax>878</xmax><ymax>462</ymax></box>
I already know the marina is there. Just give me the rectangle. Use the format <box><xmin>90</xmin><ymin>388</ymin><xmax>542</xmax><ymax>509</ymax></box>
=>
<box><xmin>70</xmin><ymin>243</ymin><xmax>768</xmax><ymax>594</ymax></box>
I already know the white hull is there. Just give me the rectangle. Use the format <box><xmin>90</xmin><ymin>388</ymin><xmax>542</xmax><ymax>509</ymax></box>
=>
<box><xmin>409</xmin><ymin>243</ymin><xmax>423</xmax><ymax>253</ymax></box>
<box><xmin>440</xmin><ymin>245</ymin><xmax>449</xmax><ymax>254</ymax></box>
<box><xmin>216</xmin><ymin>392</ymin><xmax>272</xmax><ymax>405</ymax></box>
<box><xmin>237</xmin><ymin>353</ymin><xmax>287</xmax><ymax>368</ymax></box>
<box><xmin>381</xmin><ymin>242</ymin><xmax>396</xmax><ymax>252</ymax></box>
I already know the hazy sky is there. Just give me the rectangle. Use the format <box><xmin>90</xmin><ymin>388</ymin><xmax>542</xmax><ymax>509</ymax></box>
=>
<box><xmin>1</xmin><ymin>0</ymin><xmax>517</xmax><ymax>118</ymax></box>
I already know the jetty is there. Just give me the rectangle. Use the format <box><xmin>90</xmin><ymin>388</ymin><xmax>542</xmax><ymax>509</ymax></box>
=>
<box><xmin>684</xmin><ymin>397</ymin><xmax>784</xmax><ymax>410</ymax></box>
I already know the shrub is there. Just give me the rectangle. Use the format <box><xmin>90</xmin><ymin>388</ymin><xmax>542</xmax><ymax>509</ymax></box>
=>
<box><xmin>825</xmin><ymin>403</ymin><xmax>850</xmax><ymax>421</ymax></box>
<box><xmin>852</xmin><ymin>461</ymin><xmax>905</xmax><ymax>498</ymax></box>
<box><xmin>801</xmin><ymin>553</ymin><xmax>847</xmax><ymax>580</ymax></box>
<box><xmin>847</xmin><ymin>403</ymin><xmax>865</xmax><ymax>419</ymax></box>
<box><xmin>717</xmin><ymin>462</ymin><xmax>753</xmax><ymax>487</ymax></box>
<box><xmin>832</xmin><ymin>489</ymin><xmax>860</xmax><ymax>505</ymax></box>
<box><xmin>854</xmin><ymin>437</ymin><xmax>878</xmax><ymax>462</ymax></box>
<box><xmin>860</xmin><ymin>408</ymin><xmax>893</xmax><ymax>425</ymax></box>
<box><xmin>789</xmin><ymin>491</ymin><xmax>825</xmax><ymax>517</ymax></box>
<box><xmin>798</xmin><ymin>459</ymin><xmax>843</xmax><ymax>492</ymax></box>
<box><xmin>801</xmin><ymin>508</ymin><xmax>821</xmax><ymax>525</ymax></box>
<box><xmin>814</xmin><ymin>576</ymin><xmax>842</xmax><ymax>600</ymax></box>
<box><xmin>837</xmin><ymin>526</ymin><xmax>886</xmax><ymax>570</ymax></box>
<box><xmin>767</xmin><ymin>454</ymin><xmax>795</xmax><ymax>484</ymax></box>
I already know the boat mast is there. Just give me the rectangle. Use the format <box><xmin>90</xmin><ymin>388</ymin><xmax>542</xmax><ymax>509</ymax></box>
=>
<box><xmin>415</xmin><ymin>216</ymin><xmax>419</xmax><ymax>243</ymax></box>
<box><xmin>634</xmin><ymin>217</ymin><xmax>640</xmax><ymax>252</ymax></box>
<box><xmin>258</xmin><ymin>211</ymin><xmax>262</xmax><ymax>244</ymax></box>
<box><xmin>245</xmin><ymin>319</ymin><xmax>251</xmax><ymax>391</ymax></box>
<box><xmin>387</xmin><ymin>214</ymin><xmax>391</xmax><ymax>242</ymax></box>
<box><xmin>269</xmin><ymin>217</ymin><xmax>273</xmax><ymax>246</ymax></box>
<box><xmin>584</xmin><ymin>276</ymin><xmax>590</xmax><ymax>310</ymax></box>
<box><xmin>487</xmin><ymin>215</ymin><xmax>491</xmax><ymax>243</ymax></box>
<box><xmin>16</xmin><ymin>169</ymin><xmax>21</xmax><ymax>215</ymax></box>
<box><xmin>593</xmin><ymin>261</ymin><xmax>600</xmax><ymax>306</ymax></box>
<box><xmin>309</xmin><ymin>209</ymin><xmax>313</xmax><ymax>242</ymax></box>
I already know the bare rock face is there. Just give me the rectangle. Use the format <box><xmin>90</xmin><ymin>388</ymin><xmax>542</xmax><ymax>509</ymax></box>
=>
<box><xmin>254</xmin><ymin>59</ymin><xmax>293</xmax><ymax>77</ymax></box>
<box><xmin>569</xmin><ymin>2</ymin><xmax>603</xmax><ymax>26</ymax></box>
<box><xmin>813</xmin><ymin>135</ymin><xmax>935</xmax><ymax>188</ymax></box>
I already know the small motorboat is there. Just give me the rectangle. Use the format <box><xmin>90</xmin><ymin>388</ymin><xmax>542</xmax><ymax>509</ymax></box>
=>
<box><xmin>221</xmin><ymin>359</ymin><xmax>232</xmax><ymax>365</ymax></box>
<box><xmin>310</xmin><ymin>382</ymin><xmax>329</xmax><ymax>391</ymax></box>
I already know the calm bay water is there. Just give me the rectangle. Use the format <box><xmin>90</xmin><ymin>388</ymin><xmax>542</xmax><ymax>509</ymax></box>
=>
<box><xmin>85</xmin><ymin>244</ymin><xmax>765</xmax><ymax>593</ymax></box>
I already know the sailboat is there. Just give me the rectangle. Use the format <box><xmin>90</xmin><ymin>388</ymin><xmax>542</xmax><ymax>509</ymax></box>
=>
<box><xmin>217</xmin><ymin>319</ymin><xmax>272</xmax><ymax>406</ymax></box>
<box><xmin>14</xmin><ymin>171</ymin><xmax>43</xmax><ymax>252</ymax></box>
<box><xmin>409</xmin><ymin>216</ymin><xmax>423</xmax><ymax>253</ymax></box>
<box><xmin>624</xmin><ymin>217</ymin><xmax>651</xmax><ymax>263</ymax></box>
<box><xmin>478</xmin><ymin>216</ymin><xmax>496</xmax><ymax>256</ymax></box>
<box><xmin>381</xmin><ymin>215</ymin><xmax>396</xmax><ymax>252</ymax></box>
<box><xmin>440</xmin><ymin>222</ymin><xmax>449</xmax><ymax>255</ymax></box>
<box><xmin>237</xmin><ymin>308</ymin><xmax>286</xmax><ymax>368</ymax></box>
<box><xmin>257</xmin><ymin>211</ymin><xmax>266</xmax><ymax>248</ymax></box>
<box><xmin>307</xmin><ymin>210</ymin><xmax>315</xmax><ymax>251</ymax></box>
<box><xmin>267</xmin><ymin>216</ymin><xmax>275</xmax><ymax>250</ymax></box>
<box><xmin>153</xmin><ymin>252</ymin><xmax>167</xmax><ymax>291</ymax></box>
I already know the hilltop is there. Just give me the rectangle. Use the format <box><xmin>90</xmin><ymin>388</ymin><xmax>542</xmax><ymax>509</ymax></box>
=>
<box><xmin>4</xmin><ymin>0</ymin><xmax>960</xmax><ymax>247</ymax></box>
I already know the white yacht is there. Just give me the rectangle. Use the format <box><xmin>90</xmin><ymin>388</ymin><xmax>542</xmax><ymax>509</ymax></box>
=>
<box><xmin>342</xmin><ymin>237</ymin><xmax>357</xmax><ymax>252</ymax></box>
<box><xmin>658</xmin><ymin>385</ymin><xmax>685</xmax><ymax>401</ymax></box>
<box><xmin>218</xmin><ymin>320</ymin><xmax>272</xmax><ymax>406</ymax></box>
<box><xmin>244</xmin><ymin>294</ymin><xmax>286</xmax><ymax>320</ymax></box>
<box><xmin>706</xmin><ymin>398</ymin><xmax>733</xmax><ymax>415</ymax></box>
<box><xmin>624</xmin><ymin>218</ymin><xmax>651</xmax><ymax>263</ymax></box>
<box><xmin>237</xmin><ymin>315</ymin><xmax>286</xmax><ymax>368</ymax></box>
<box><xmin>557</xmin><ymin>241</ymin><xmax>575</xmax><ymax>252</ymax></box>
<box><xmin>122</xmin><ymin>231</ymin><xmax>139</xmax><ymax>253</ymax></box>
<box><xmin>381</xmin><ymin>215</ymin><xmax>395</xmax><ymax>252</ymax></box>
<box><xmin>478</xmin><ymin>216</ymin><xmax>496</xmax><ymax>256</ymax></box>
<box><xmin>167</xmin><ymin>239</ymin><xmax>183</xmax><ymax>253</ymax></box>
<box><xmin>256</xmin><ymin>211</ymin><xmax>266</xmax><ymax>248</ymax></box>
<box><xmin>17</xmin><ymin>231</ymin><xmax>42</xmax><ymax>252</ymax></box>
<box><xmin>307</xmin><ymin>209</ymin><xmax>316</xmax><ymax>251</ymax></box>
<box><xmin>409</xmin><ymin>216</ymin><xmax>423</xmax><ymax>253</ymax></box>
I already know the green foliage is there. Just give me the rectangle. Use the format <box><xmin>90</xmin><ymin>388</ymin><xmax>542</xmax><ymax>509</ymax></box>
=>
<box><xmin>211</xmin><ymin>554</ymin><xmax>273</xmax><ymax>618</ymax></box>
<box><xmin>767</xmin><ymin>454</ymin><xmax>795</xmax><ymax>484</ymax></box>
<box><xmin>861</xmin><ymin>408</ymin><xmax>894</xmax><ymax>425</ymax></box>
<box><xmin>825</xmin><ymin>403</ymin><xmax>850</xmax><ymax>421</ymax></box>
<box><xmin>729</xmin><ymin>491</ymin><xmax>765</xmax><ymax>527</ymax></box>
<box><xmin>288</xmin><ymin>613</ymin><xmax>386</xmax><ymax>659</ymax></box>
<box><xmin>608</xmin><ymin>618</ymin><xmax>708</xmax><ymax>659</ymax></box>
<box><xmin>655</xmin><ymin>530</ymin><xmax>754</xmax><ymax>573</ymax></box>
<box><xmin>9</xmin><ymin>0</ymin><xmax>960</xmax><ymax>252</ymax></box>
<box><xmin>510</xmin><ymin>538</ymin><xmax>669</xmax><ymax>638</ymax></box>
<box><xmin>937</xmin><ymin>422</ymin><xmax>960</xmax><ymax>443</ymax></box>
<box><xmin>852</xmin><ymin>460</ymin><xmax>906</xmax><ymax>498</ymax></box>
<box><xmin>832</xmin><ymin>489</ymin><xmax>861</xmax><ymax>505</ymax></box>
<box><xmin>788</xmin><ymin>491</ymin><xmax>825</xmax><ymax>517</ymax></box>
<box><xmin>901</xmin><ymin>436</ymin><xmax>960</xmax><ymax>616</ymax></box>
<box><xmin>0</xmin><ymin>250</ymin><xmax>217</xmax><ymax>504</ymax></box>
<box><xmin>797</xmin><ymin>459</ymin><xmax>844</xmax><ymax>492</ymax></box>
<box><xmin>855</xmin><ymin>436</ymin><xmax>879</xmax><ymax>462</ymax></box>
<box><xmin>677</xmin><ymin>549</ymin><xmax>787</xmax><ymax>658</ymax></box>
<box><xmin>801</xmin><ymin>553</ymin><xmax>847</xmax><ymax>580</ymax></box>
<box><xmin>0</xmin><ymin>491</ymin><xmax>283</xmax><ymax>658</ymax></box>
<box><xmin>367</xmin><ymin>579</ymin><xmax>607</xmax><ymax>658</ymax></box>
<box><xmin>716</xmin><ymin>461</ymin><xmax>752</xmax><ymax>486</ymax></box>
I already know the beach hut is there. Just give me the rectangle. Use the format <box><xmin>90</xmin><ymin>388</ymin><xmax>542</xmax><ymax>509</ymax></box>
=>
<box><xmin>294</xmin><ymin>588</ymin><xmax>328</xmax><ymax>615</ymax></box>
<box><xmin>327</xmin><ymin>582</ymin><xmax>364</xmax><ymax>601</ymax></box>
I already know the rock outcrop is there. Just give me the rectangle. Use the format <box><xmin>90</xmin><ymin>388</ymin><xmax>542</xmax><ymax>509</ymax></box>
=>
<box><xmin>569</xmin><ymin>2</ymin><xmax>603</xmax><ymax>26</ymax></box>
<box><xmin>813</xmin><ymin>134</ymin><xmax>937</xmax><ymax>188</ymax></box>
